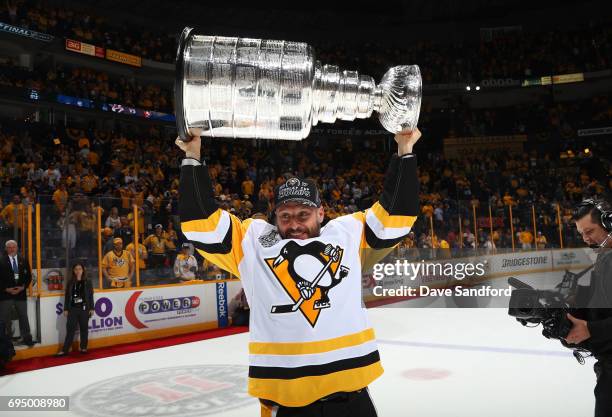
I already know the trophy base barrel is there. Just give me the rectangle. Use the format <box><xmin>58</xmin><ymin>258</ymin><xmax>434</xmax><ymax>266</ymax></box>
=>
<box><xmin>175</xmin><ymin>27</ymin><xmax>194</xmax><ymax>142</ymax></box>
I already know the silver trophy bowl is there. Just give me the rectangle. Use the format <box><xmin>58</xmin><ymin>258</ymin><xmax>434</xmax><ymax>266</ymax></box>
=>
<box><xmin>175</xmin><ymin>27</ymin><xmax>421</xmax><ymax>141</ymax></box>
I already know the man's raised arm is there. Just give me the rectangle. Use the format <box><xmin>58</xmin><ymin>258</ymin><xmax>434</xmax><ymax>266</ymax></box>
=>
<box><xmin>354</xmin><ymin>129</ymin><xmax>421</xmax><ymax>268</ymax></box>
<box><xmin>176</xmin><ymin>136</ymin><xmax>249</xmax><ymax>278</ymax></box>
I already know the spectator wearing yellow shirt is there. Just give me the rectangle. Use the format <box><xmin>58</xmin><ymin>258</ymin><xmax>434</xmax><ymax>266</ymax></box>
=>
<box><xmin>119</xmin><ymin>187</ymin><xmax>132</xmax><ymax>213</ymax></box>
<box><xmin>152</xmin><ymin>165</ymin><xmax>165</xmax><ymax>182</ymax></box>
<box><xmin>421</xmin><ymin>202</ymin><xmax>434</xmax><ymax>217</ymax></box>
<box><xmin>81</xmin><ymin>173</ymin><xmax>98</xmax><ymax>194</ymax></box>
<box><xmin>76</xmin><ymin>205</ymin><xmax>96</xmax><ymax>256</ymax></box>
<box><xmin>86</xmin><ymin>150</ymin><xmax>99</xmax><ymax>166</ymax></box>
<box><xmin>518</xmin><ymin>228</ymin><xmax>534</xmax><ymax>250</ymax></box>
<box><xmin>535</xmin><ymin>231</ymin><xmax>548</xmax><ymax>249</ymax></box>
<box><xmin>0</xmin><ymin>195</ymin><xmax>24</xmax><ymax>231</ymax></box>
<box><xmin>241</xmin><ymin>178</ymin><xmax>255</xmax><ymax>196</ymax></box>
<box><xmin>330</xmin><ymin>188</ymin><xmax>341</xmax><ymax>202</ymax></box>
<box><xmin>52</xmin><ymin>183</ymin><xmax>68</xmax><ymax>214</ymax></box>
<box><xmin>102</xmin><ymin>238</ymin><xmax>135</xmax><ymax>288</ymax></box>
<box><xmin>436</xmin><ymin>235</ymin><xmax>451</xmax><ymax>257</ymax></box>
<box><xmin>127</xmin><ymin>207</ymin><xmax>145</xmax><ymax>238</ymax></box>
<box><xmin>492</xmin><ymin>229</ymin><xmax>501</xmax><ymax>244</ymax></box>
<box><xmin>143</xmin><ymin>224</ymin><xmax>171</xmax><ymax>273</ymax></box>
<box><xmin>77</xmin><ymin>133</ymin><xmax>90</xmax><ymax>149</ymax></box>
<box><xmin>132</xmin><ymin>185</ymin><xmax>145</xmax><ymax>207</ymax></box>
<box><xmin>516</xmin><ymin>186</ymin><xmax>529</xmax><ymax>198</ymax></box>
<box><xmin>405</xmin><ymin>232</ymin><xmax>417</xmax><ymax>249</ymax></box>
<box><xmin>19</xmin><ymin>180</ymin><xmax>35</xmax><ymax>204</ymax></box>
<box><xmin>126</xmin><ymin>241</ymin><xmax>148</xmax><ymax>270</ymax></box>
<box><xmin>162</xmin><ymin>220</ymin><xmax>178</xmax><ymax>264</ymax></box>
<box><xmin>503</xmin><ymin>192</ymin><xmax>515</xmax><ymax>206</ymax></box>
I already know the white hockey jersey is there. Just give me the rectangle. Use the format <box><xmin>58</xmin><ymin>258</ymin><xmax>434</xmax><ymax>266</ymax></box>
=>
<box><xmin>179</xmin><ymin>154</ymin><xmax>419</xmax><ymax>407</ymax></box>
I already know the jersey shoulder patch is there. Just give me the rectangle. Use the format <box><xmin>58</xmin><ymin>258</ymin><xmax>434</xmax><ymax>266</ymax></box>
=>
<box><xmin>256</xmin><ymin>222</ymin><xmax>281</xmax><ymax>248</ymax></box>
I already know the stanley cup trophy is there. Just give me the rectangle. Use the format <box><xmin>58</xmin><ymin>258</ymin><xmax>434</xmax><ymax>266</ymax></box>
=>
<box><xmin>175</xmin><ymin>27</ymin><xmax>421</xmax><ymax>141</ymax></box>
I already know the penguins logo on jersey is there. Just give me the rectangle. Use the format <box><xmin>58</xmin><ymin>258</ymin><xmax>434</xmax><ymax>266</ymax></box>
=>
<box><xmin>265</xmin><ymin>241</ymin><xmax>349</xmax><ymax>327</ymax></box>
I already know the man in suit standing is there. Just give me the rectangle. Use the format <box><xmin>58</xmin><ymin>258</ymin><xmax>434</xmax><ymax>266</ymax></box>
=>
<box><xmin>0</xmin><ymin>240</ymin><xmax>34</xmax><ymax>346</ymax></box>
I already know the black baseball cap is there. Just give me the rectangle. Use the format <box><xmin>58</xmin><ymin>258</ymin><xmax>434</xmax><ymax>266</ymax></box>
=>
<box><xmin>274</xmin><ymin>177</ymin><xmax>321</xmax><ymax>209</ymax></box>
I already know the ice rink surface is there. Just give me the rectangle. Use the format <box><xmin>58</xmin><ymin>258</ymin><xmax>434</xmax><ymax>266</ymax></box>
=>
<box><xmin>0</xmin><ymin>271</ymin><xmax>596</xmax><ymax>417</ymax></box>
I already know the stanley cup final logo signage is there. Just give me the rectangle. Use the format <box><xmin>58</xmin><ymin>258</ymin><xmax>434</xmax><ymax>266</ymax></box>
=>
<box><xmin>175</xmin><ymin>27</ymin><xmax>422</xmax><ymax>141</ymax></box>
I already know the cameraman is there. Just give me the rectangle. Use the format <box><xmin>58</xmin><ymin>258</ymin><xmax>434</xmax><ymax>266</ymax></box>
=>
<box><xmin>569</xmin><ymin>199</ymin><xmax>612</xmax><ymax>417</ymax></box>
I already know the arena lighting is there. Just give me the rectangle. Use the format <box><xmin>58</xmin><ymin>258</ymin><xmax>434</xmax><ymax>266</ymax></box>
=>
<box><xmin>466</xmin><ymin>86</ymin><xmax>471</xmax><ymax>91</ymax></box>
<box><xmin>475</xmin><ymin>85</ymin><xmax>480</xmax><ymax>91</ymax></box>
<box><xmin>584</xmin><ymin>148</ymin><xmax>590</xmax><ymax>154</ymax></box>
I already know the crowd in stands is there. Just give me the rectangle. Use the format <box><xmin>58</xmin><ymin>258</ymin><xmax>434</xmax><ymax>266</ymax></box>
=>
<box><xmin>1</xmin><ymin>1</ymin><xmax>610</xmax><ymax>130</ymax></box>
<box><xmin>320</xmin><ymin>22</ymin><xmax>612</xmax><ymax>83</ymax></box>
<box><xmin>3</xmin><ymin>1</ymin><xmax>611</xmax><ymax>84</ymax></box>
<box><xmin>419</xmin><ymin>95</ymin><xmax>612</xmax><ymax>151</ymax></box>
<box><xmin>0</xmin><ymin>58</ymin><xmax>173</xmax><ymax>113</ymax></box>
<box><xmin>1</xmin><ymin>1</ymin><xmax>611</xmax><ymax>286</ymax></box>
<box><xmin>1</xmin><ymin>38</ymin><xmax>609</xmax><ymax>142</ymax></box>
<box><xmin>0</xmin><ymin>90</ymin><xmax>610</xmax><ymax>281</ymax></box>
<box><xmin>2</xmin><ymin>0</ymin><xmax>176</xmax><ymax>63</ymax></box>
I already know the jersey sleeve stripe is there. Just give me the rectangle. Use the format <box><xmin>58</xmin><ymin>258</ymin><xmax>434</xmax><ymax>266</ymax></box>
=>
<box><xmin>190</xmin><ymin>213</ymin><xmax>252</xmax><ymax>278</ymax></box>
<box><xmin>181</xmin><ymin>208</ymin><xmax>224</xmax><ymax>233</ymax></box>
<box><xmin>369</xmin><ymin>202</ymin><xmax>417</xmax><ymax>229</ymax></box>
<box><xmin>194</xmin><ymin>247</ymin><xmax>240</xmax><ymax>277</ymax></box>
<box><xmin>192</xmin><ymin>226</ymin><xmax>232</xmax><ymax>255</ymax></box>
<box><xmin>183</xmin><ymin>209</ymin><xmax>231</xmax><ymax>244</ymax></box>
<box><xmin>364</xmin><ymin>226</ymin><xmax>406</xmax><ymax>250</ymax></box>
<box><xmin>365</xmin><ymin>209</ymin><xmax>413</xmax><ymax>241</ymax></box>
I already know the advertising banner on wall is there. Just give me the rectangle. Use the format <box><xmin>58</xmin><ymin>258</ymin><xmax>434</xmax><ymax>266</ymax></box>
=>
<box><xmin>486</xmin><ymin>250</ymin><xmax>552</xmax><ymax>276</ymax></box>
<box><xmin>0</xmin><ymin>21</ymin><xmax>54</xmax><ymax>42</ymax></box>
<box><xmin>215</xmin><ymin>282</ymin><xmax>229</xmax><ymax>328</ymax></box>
<box><xmin>106</xmin><ymin>49</ymin><xmax>142</xmax><ymax>67</ymax></box>
<box><xmin>40</xmin><ymin>284</ymin><xmax>219</xmax><ymax>346</ymax></box>
<box><xmin>65</xmin><ymin>38</ymin><xmax>105</xmax><ymax>58</ymax></box>
<box><xmin>444</xmin><ymin>135</ymin><xmax>527</xmax><ymax>158</ymax></box>
<box><xmin>551</xmin><ymin>248</ymin><xmax>595</xmax><ymax>269</ymax></box>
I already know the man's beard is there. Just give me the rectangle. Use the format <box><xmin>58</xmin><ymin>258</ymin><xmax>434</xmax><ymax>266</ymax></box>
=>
<box><xmin>278</xmin><ymin>223</ymin><xmax>321</xmax><ymax>240</ymax></box>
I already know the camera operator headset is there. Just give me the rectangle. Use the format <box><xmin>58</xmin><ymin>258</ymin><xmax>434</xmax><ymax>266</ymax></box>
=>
<box><xmin>570</xmin><ymin>198</ymin><xmax>612</xmax><ymax>417</ymax></box>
